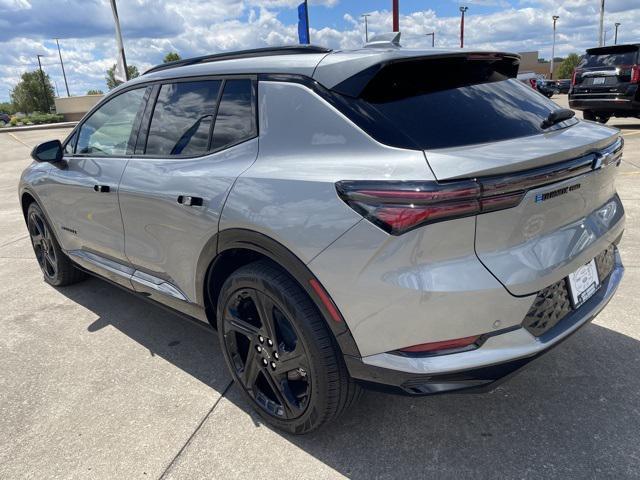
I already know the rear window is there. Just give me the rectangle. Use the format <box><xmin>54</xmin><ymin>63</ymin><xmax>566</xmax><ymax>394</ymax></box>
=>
<box><xmin>353</xmin><ymin>57</ymin><xmax>562</xmax><ymax>150</ymax></box>
<box><xmin>579</xmin><ymin>48</ymin><xmax>638</xmax><ymax>68</ymax></box>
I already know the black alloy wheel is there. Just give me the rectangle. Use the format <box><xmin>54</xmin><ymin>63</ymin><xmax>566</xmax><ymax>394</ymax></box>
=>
<box><xmin>222</xmin><ymin>287</ymin><xmax>312</xmax><ymax>419</ymax></box>
<box><xmin>28</xmin><ymin>207</ymin><xmax>58</xmax><ymax>280</ymax></box>
<box><xmin>216</xmin><ymin>260</ymin><xmax>361</xmax><ymax>434</ymax></box>
<box><xmin>26</xmin><ymin>203</ymin><xmax>85</xmax><ymax>286</ymax></box>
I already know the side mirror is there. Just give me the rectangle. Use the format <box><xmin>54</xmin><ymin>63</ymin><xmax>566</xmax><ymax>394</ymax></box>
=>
<box><xmin>31</xmin><ymin>140</ymin><xmax>63</xmax><ymax>163</ymax></box>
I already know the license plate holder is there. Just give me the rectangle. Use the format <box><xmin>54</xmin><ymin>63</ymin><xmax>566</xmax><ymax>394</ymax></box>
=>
<box><xmin>567</xmin><ymin>259</ymin><xmax>600</xmax><ymax>308</ymax></box>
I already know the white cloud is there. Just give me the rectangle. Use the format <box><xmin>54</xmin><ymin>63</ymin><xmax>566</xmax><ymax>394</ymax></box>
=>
<box><xmin>1</xmin><ymin>0</ymin><xmax>639</xmax><ymax>101</ymax></box>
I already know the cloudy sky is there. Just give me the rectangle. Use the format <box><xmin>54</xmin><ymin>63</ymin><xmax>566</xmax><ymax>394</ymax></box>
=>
<box><xmin>0</xmin><ymin>0</ymin><xmax>638</xmax><ymax>101</ymax></box>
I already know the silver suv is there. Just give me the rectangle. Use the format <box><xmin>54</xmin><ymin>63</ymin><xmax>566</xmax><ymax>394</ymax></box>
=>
<box><xmin>20</xmin><ymin>41</ymin><xmax>625</xmax><ymax>434</ymax></box>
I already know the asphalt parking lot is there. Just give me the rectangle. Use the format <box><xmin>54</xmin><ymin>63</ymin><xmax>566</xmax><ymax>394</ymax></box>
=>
<box><xmin>1</xmin><ymin>96</ymin><xmax>640</xmax><ymax>479</ymax></box>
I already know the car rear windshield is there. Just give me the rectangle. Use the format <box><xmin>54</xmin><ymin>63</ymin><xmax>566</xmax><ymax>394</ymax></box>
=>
<box><xmin>579</xmin><ymin>47</ymin><xmax>638</xmax><ymax>68</ymax></box>
<box><xmin>351</xmin><ymin>56</ymin><xmax>563</xmax><ymax>150</ymax></box>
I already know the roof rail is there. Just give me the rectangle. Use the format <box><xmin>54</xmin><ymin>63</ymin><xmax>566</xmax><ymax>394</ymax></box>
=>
<box><xmin>144</xmin><ymin>45</ymin><xmax>332</xmax><ymax>75</ymax></box>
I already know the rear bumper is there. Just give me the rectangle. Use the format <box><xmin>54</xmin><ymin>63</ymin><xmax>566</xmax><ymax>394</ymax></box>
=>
<box><xmin>569</xmin><ymin>95</ymin><xmax>639</xmax><ymax>113</ymax></box>
<box><xmin>346</xmin><ymin>250</ymin><xmax>624</xmax><ymax>395</ymax></box>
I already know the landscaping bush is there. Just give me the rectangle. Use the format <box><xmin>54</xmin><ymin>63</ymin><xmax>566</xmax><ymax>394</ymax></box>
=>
<box><xmin>22</xmin><ymin>113</ymin><xmax>63</xmax><ymax>125</ymax></box>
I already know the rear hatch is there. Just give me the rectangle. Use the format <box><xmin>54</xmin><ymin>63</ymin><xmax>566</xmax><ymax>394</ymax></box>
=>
<box><xmin>336</xmin><ymin>53</ymin><xmax>624</xmax><ymax>296</ymax></box>
<box><xmin>573</xmin><ymin>45</ymin><xmax>639</xmax><ymax>96</ymax></box>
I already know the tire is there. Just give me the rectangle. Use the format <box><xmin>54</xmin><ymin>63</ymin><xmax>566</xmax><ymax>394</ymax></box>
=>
<box><xmin>27</xmin><ymin>203</ymin><xmax>86</xmax><ymax>287</ymax></box>
<box><xmin>596</xmin><ymin>115</ymin><xmax>610</xmax><ymax>124</ymax></box>
<box><xmin>583</xmin><ymin>110</ymin><xmax>596</xmax><ymax>121</ymax></box>
<box><xmin>216</xmin><ymin>259</ymin><xmax>361</xmax><ymax>434</ymax></box>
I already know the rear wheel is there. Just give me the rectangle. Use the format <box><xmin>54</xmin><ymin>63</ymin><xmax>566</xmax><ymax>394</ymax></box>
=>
<box><xmin>216</xmin><ymin>259</ymin><xmax>360</xmax><ymax>434</ymax></box>
<box><xmin>583</xmin><ymin>110</ymin><xmax>610</xmax><ymax>124</ymax></box>
<box><xmin>27</xmin><ymin>203</ymin><xmax>86</xmax><ymax>286</ymax></box>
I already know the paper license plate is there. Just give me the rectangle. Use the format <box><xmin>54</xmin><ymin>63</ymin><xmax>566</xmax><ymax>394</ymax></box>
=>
<box><xmin>567</xmin><ymin>259</ymin><xmax>600</xmax><ymax>308</ymax></box>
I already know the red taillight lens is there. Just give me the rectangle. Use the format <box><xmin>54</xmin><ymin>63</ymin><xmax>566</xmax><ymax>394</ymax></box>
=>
<box><xmin>399</xmin><ymin>335</ymin><xmax>480</xmax><ymax>354</ymax></box>
<box><xmin>571</xmin><ymin>69</ymin><xmax>581</xmax><ymax>86</ymax></box>
<box><xmin>631</xmin><ymin>65</ymin><xmax>640</xmax><ymax>84</ymax></box>
<box><xmin>529</xmin><ymin>78</ymin><xmax>537</xmax><ymax>89</ymax></box>
<box><xmin>336</xmin><ymin>180</ymin><xmax>523</xmax><ymax>235</ymax></box>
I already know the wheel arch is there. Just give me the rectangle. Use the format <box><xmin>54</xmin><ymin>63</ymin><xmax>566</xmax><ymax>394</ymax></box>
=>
<box><xmin>20</xmin><ymin>190</ymin><xmax>38</xmax><ymax>222</ymax></box>
<box><xmin>200</xmin><ymin>228</ymin><xmax>361</xmax><ymax>358</ymax></box>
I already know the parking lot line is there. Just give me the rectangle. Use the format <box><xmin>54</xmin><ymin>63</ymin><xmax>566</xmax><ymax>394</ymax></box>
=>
<box><xmin>621</xmin><ymin>130</ymin><xmax>640</xmax><ymax>137</ymax></box>
<box><xmin>7</xmin><ymin>132</ymin><xmax>32</xmax><ymax>148</ymax></box>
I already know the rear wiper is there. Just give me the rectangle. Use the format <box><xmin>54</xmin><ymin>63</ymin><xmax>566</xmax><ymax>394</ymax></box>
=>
<box><xmin>541</xmin><ymin>108</ymin><xmax>575</xmax><ymax>129</ymax></box>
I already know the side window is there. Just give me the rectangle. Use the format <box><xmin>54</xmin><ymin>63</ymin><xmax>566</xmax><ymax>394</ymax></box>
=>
<box><xmin>145</xmin><ymin>80</ymin><xmax>222</xmax><ymax>156</ymax></box>
<box><xmin>211</xmin><ymin>79</ymin><xmax>256</xmax><ymax>151</ymax></box>
<box><xmin>76</xmin><ymin>88</ymin><xmax>147</xmax><ymax>156</ymax></box>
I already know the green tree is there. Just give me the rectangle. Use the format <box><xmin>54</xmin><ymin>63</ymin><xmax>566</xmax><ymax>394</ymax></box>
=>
<box><xmin>557</xmin><ymin>53</ymin><xmax>581</xmax><ymax>79</ymax></box>
<box><xmin>163</xmin><ymin>52</ymin><xmax>181</xmax><ymax>63</ymax></box>
<box><xmin>10</xmin><ymin>70</ymin><xmax>55</xmax><ymax>114</ymax></box>
<box><xmin>105</xmin><ymin>64</ymin><xmax>140</xmax><ymax>90</ymax></box>
<box><xmin>0</xmin><ymin>101</ymin><xmax>16</xmax><ymax>115</ymax></box>
<box><xmin>86</xmin><ymin>89</ymin><xmax>104</xmax><ymax>95</ymax></box>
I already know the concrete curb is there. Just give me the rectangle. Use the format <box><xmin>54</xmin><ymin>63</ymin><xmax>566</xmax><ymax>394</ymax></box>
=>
<box><xmin>0</xmin><ymin>122</ymin><xmax>77</xmax><ymax>133</ymax></box>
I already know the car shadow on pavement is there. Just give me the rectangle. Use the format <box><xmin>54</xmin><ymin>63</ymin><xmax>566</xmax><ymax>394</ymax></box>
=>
<box><xmin>59</xmin><ymin>276</ymin><xmax>640</xmax><ymax>478</ymax></box>
<box><xmin>616</xmin><ymin>123</ymin><xmax>640</xmax><ymax>130</ymax></box>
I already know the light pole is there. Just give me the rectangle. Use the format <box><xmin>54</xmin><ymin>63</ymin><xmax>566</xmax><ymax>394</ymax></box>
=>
<box><xmin>614</xmin><ymin>22</ymin><xmax>621</xmax><ymax>44</ymax></box>
<box><xmin>459</xmin><ymin>6</ymin><xmax>468</xmax><ymax>48</ymax></box>
<box><xmin>54</xmin><ymin>39</ymin><xmax>70</xmax><ymax>97</ymax></box>
<box><xmin>361</xmin><ymin>14</ymin><xmax>371</xmax><ymax>42</ymax></box>
<box><xmin>36</xmin><ymin>54</ymin><xmax>50</xmax><ymax>113</ymax></box>
<box><xmin>550</xmin><ymin>15</ymin><xmax>559</xmax><ymax>80</ymax></box>
<box><xmin>109</xmin><ymin>0</ymin><xmax>129</xmax><ymax>82</ymax></box>
<box><xmin>425</xmin><ymin>31</ymin><xmax>435</xmax><ymax>48</ymax></box>
<box><xmin>598</xmin><ymin>0</ymin><xmax>605</xmax><ymax>47</ymax></box>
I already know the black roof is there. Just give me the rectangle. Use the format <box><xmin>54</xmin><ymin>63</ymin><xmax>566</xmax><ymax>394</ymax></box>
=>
<box><xmin>144</xmin><ymin>45</ymin><xmax>332</xmax><ymax>75</ymax></box>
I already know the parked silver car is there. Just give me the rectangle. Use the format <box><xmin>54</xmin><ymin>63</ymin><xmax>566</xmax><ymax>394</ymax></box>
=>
<box><xmin>19</xmin><ymin>41</ymin><xmax>625</xmax><ymax>434</ymax></box>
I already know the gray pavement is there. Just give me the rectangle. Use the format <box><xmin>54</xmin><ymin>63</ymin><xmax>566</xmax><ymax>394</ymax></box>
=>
<box><xmin>1</xmin><ymin>96</ymin><xmax>640</xmax><ymax>479</ymax></box>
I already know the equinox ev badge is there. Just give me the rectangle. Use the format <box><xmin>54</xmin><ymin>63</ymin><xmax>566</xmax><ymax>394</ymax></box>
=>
<box><xmin>535</xmin><ymin>183</ymin><xmax>581</xmax><ymax>203</ymax></box>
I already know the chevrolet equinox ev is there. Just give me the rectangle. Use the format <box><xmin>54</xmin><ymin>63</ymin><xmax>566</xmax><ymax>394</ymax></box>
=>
<box><xmin>20</xmin><ymin>41</ymin><xmax>625</xmax><ymax>434</ymax></box>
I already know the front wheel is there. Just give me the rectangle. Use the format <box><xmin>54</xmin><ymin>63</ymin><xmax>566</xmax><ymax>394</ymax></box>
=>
<box><xmin>27</xmin><ymin>203</ymin><xmax>86</xmax><ymax>286</ymax></box>
<box><xmin>216</xmin><ymin>260</ymin><xmax>360</xmax><ymax>434</ymax></box>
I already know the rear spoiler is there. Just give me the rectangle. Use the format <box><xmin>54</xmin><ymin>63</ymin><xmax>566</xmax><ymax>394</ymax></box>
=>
<box><xmin>324</xmin><ymin>52</ymin><xmax>521</xmax><ymax>98</ymax></box>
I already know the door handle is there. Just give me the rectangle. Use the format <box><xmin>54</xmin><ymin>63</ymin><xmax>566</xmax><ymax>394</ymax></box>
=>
<box><xmin>94</xmin><ymin>185</ymin><xmax>111</xmax><ymax>193</ymax></box>
<box><xmin>177</xmin><ymin>195</ymin><xmax>203</xmax><ymax>207</ymax></box>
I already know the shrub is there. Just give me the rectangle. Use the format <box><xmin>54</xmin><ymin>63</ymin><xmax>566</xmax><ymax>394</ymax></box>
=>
<box><xmin>22</xmin><ymin>113</ymin><xmax>63</xmax><ymax>125</ymax></box>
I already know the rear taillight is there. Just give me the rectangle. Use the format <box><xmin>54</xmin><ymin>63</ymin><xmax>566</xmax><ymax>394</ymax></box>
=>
<box><xmin>571</xmin><ymin>68</ymin><xmax>581</xmax><ymax>86</ymax></box>
<box><xmin>632</xmin><ymin>65</ymin><xmax>640</xmax><ymax>84</ymax></box>
<box><xmin>336</xmin><ymin>180</ymin><xmax>524</xmax><ymax>235</ymax></box>
<box><xmin>529</xmin><ymin>78</ymin><xmax>537</xmax><ymax>89</ymax></box>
